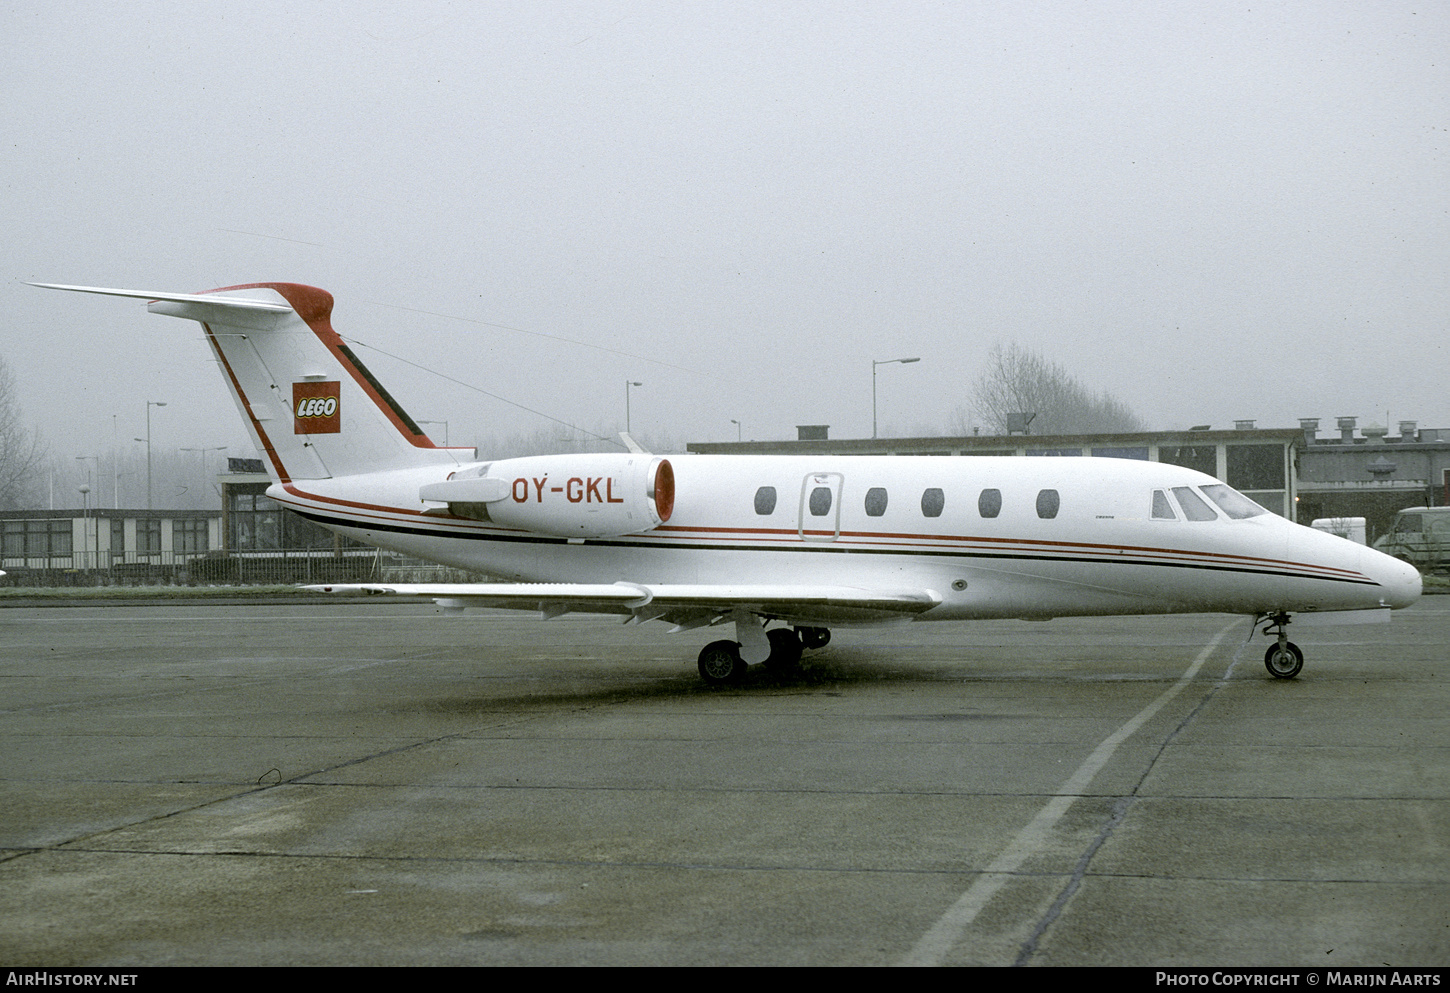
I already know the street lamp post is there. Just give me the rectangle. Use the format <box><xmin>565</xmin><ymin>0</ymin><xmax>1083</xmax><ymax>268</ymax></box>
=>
<box><xmin>144</xmin><ymin>401</ymin><xmax>167</xmax><ymax>510</ymax></box>
<box><xmin>872</xmin><ymin>357</ymin><xmax>920</xmax><ymax>439</ymax></box>
<box><xmin>77</xmin><ymin>484</ymin><xmax>91</xmax><ymax>568</ymax></box>
<box><xmin>76</xmin><ymin>456</ymin><xmax>98</xmax><ymax>567</ymax></box>
<box><xmin>625</xmin><ymin>381</ymin><xmax>643</xmax><ymax>434</ymax></box>
<box><xmin>730</xmin><ymin>419</ymin><xmax>742</xmax><ymax>442</ymax></box>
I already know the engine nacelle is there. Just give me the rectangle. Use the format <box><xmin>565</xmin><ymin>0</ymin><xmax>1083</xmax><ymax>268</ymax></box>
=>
<box><xmin>420</xmin><ymin>454</ymin><xmax>674</xmax><ymax>538</ymax></box>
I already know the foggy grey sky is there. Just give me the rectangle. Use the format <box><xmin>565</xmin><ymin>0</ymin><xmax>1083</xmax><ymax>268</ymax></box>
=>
<box><xmin>4</xmin><ymin>1</ymin><xmax>1447</xmax><ymax>482</ymax></box>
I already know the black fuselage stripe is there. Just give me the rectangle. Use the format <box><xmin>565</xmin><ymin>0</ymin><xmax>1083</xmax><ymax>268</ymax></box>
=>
<box><xmin>291</xmin><ymin>508</ymin><xmax>1381</xmax><ymax>590</ymax></box>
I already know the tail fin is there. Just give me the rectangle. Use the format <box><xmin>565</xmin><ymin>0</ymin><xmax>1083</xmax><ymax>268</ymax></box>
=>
<box><xmin>32</xmin><ymin>282</ymin><xmax>470</xmax><ymax>481</ymax></box>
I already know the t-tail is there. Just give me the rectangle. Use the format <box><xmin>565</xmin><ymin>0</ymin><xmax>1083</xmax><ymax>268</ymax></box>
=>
<box><xmin>31</xmin><ymin>282</ymin><xmax>470</xmax><ymax>481</ymax></box>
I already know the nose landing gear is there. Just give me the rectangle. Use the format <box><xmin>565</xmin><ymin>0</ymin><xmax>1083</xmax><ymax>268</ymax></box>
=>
<box><xmin>1259</xmin><ymin>611</ymin><xmax>1304</xmax><ymax>679</ymax></box>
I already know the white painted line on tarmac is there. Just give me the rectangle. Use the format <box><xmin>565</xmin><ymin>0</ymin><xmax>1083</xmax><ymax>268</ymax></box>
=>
<box><xmin>898</xmin><ymin>618</ymin><xmax>1239</xmax><ymax>968</ymax></box>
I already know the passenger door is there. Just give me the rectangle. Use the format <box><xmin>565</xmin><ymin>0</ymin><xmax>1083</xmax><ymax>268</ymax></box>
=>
<box><xmin>798</xmin><ymin>472</ymin><xmax>844</xmax><ymax>542</ymax></box>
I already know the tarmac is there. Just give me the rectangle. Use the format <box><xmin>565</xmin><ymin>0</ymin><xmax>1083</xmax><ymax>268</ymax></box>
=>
<box><xmin>1</xmin><ymin>598</ymin><xmax>1446</xmax><ymax>966</ymax></box>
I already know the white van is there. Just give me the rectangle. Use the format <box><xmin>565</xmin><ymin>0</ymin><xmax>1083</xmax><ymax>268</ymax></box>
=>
<box><xmin>1311</xmin><ymin>517</ymin><xmax>1366</xmax><ymax>544</ymax></box>
<box><xmin>1373</xmin><ymin>506</ymin><xmax>1450</xmax><ymax>571</ymax></box>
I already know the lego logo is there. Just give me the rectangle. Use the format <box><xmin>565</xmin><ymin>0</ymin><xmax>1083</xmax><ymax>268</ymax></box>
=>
<box><xmin>296</xmin><ymin>397</ymin><xmax>338</xmax><ymax>418</ymax></box>
<box><xmin>292</xmin><ymin>381</ymin><xmax>341</xmax><ymax>434</ymax></box>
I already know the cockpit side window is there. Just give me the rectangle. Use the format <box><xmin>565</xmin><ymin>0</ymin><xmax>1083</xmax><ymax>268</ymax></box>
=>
<box><xmin>1172</xmin><ymin>486</ymin><xmax>1218</xmax><ymax>521</ymax></box>
<box><xmin>1152</xmin><ymin>490</ymin><xmax>1176</xmax><ymax>520</ymax></box>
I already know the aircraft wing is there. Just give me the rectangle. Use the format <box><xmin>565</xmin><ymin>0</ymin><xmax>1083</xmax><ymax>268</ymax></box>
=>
<box><xmin>303</xmin><ymin>581</ymin><xmax>941</xmax><ymax>629</ymax></box>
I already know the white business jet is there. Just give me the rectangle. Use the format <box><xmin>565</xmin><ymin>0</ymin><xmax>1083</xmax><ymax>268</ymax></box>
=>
<box><xmin>33</xmin><ymin>281</ymin><xmax>1421</xmax><ymax>685</ymax></box>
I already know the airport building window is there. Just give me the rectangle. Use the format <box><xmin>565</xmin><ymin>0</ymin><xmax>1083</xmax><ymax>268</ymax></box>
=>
<box><xmin>808</xmin><ymin>486</ymin><xmax>833</xmax><ymax>517</ymax></box>
<box><xmin>173</xmin><ymin>518</ymin><xmax>208</xmax><ymax>554</ymax></box>
<box><xmin>1027</xmin><ymin>448</ymin><xmax>1082</xmax><ymax>457</ymax></box>
<box><xmin>227</xmin><ymin>489</ymin><xmax>343</xmax><ymax>551</ymax></box>
<box><xmin>1172</xmin><ymin>487</ymin><xmax>1218</xmax><ymax>521</ymax></box>
<box><xmin>754</xmin><ymin>486</ymin><xmax>777</xmax><ymax>516</ymax></box>
<box><xmin>978</xmin><ymin>488</ymin><xmax>1001</xmax><ymax>518</ymax></box>
<box><xmin>230</xmin><ymin>492</ymin><xmax>280</xmax><ymax>550</ymax></box>
<box><xmin>3</xmin><ymin>519</ymin><xmax>72</xmax><ymax>558</ymax></box>
<box><xmin>110</xmin><ymin>518</ymin><xmax>124</xmax><ymax>552</ymax></box>
<box><xmin>921</xmin><ymin>488</ymin><xmax>945</xmax><ymax>518</ymax></box>
<box><xmin>137</xmin><ymin>519</ymin><xmax>163</xmax><ymax>554</ymax></box>
<box><xmin>864</xmin><ymin>487</ymin><xmax>888</xmax><ymax>517</ymax></box>
<box><xmin>1036</xmin><ymin>489</ymin><xmax>1060</xmax><ymax>519</ymax></box>
<box><xmin>1158</xmin><ymin>445</ymin><xmax>1217</xmax><ymax>477</ymax></box>
<box><xmin>1226</xmin><ymin>445</ymin><xmax>1285</xmax><ymax>491</ymax></box>
<box><xmin>1092</xmin><ymin>446</ymin><xmax>1150</xmax><ymax>460</ymax></box>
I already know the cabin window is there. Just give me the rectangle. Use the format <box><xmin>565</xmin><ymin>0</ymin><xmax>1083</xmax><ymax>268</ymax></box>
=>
<box><xmin>978</xmin><ymin>488</ymin><xmax>1001</xmax><ymax>518</ymax></box>
<box><xmin>1152</xmin><ymin>490</ymin><xmax>1177</xmax><ymax>520</ymax></box>
<box><xmin>1036</xmin><ymin>489</ymin><xmax>1060</xmax><ymax>519</ymax></box>
<box><xmin>808</xmin><ymin>486</ymin><xmax>833</xmax><ymax>517</ymax></box>
<box><xmin>754</xmin><ymin>486</ymin><xmax>777</xmax><ymax>515</ymax></box>
<box><xmin>921</xmin><ymin>488</ymin><xmax>945</xmax><ymax>518</ymax></box>
<box><xmin>1172</xmin><ymin>486</ymin><xmax>1218</xmax><ymax>521</ymax></box>
<box><xmin>864</xmin><ymin>487</ymin><xmax>888</xmax><ymax>517</ymax></box>
<box><xmin>1201</xmin><ymin>484</ymin><xmax>1267</xmax><ymax>520</ymax></box>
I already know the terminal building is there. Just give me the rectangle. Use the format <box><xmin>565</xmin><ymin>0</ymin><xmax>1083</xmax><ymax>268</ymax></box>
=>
<box><xmin>5</xmin><ymin>420</ymin><xmax>1447</xmax><ymax>583</ymax></box>
<box><xmin>1293</xmin><ymin>417</ymin><xmax>1450</xmax><ymax>538</ymax></box>
<box><xmin>688</xmin><ymin>416</ymin><xmax>1450</xmax><ymax>542</ymax></box>
<box><xmin>1</xmin><ymin>458</ymin><xmax>369</xmax><ymax>585</ymax></box>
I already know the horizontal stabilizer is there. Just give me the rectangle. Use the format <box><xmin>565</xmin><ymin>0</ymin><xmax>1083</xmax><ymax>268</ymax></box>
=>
<box><xmin>32</xmin><ymin>278</ymin><xmax>467</xmax><ymax>481</ymax></box>
<box><xmin>28</xmin><ymin>283</ymin><xmax>292</xmax><ymax>312</ymax></box>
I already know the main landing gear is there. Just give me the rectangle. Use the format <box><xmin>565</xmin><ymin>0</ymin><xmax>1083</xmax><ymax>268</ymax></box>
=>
<box><xmin>1259</xmin><ymin>611</ymin><xmax>1304</xmax><ymax>679</ymax></box>
<box><xmin>696</xmin><ymin>626</ymin><xmax>830</xmax><ymax>686</ymax></box>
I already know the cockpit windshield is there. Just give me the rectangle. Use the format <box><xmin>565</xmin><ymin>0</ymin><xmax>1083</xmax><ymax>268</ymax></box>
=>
<box><xmin>1200</xmin><ymin>484</ymin><xmax>1268</xmax><ymax>520</ymax></box>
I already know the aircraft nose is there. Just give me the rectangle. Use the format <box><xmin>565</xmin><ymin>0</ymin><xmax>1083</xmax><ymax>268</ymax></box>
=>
<box><xmin>1363</xmin><ymin>546</ymin><xmax>1422</xmax><ymax>610</ymax></box>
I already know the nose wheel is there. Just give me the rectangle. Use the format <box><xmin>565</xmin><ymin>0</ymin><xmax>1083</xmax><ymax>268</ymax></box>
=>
<box><xmin>1264</xmin><ymin>641</ymin><xmax>1303</xmax><ymax>679</ymax></box>
<box><xmin>1258</xmin><ymin>611</ymin><xmax>1304</xmax><ymax>679</ymax></box>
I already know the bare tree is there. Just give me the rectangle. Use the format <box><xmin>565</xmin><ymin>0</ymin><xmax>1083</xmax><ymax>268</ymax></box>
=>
<box><xmin>957</xmin><ymin>342</ymin><xmax>1146</xmax><ymax>436</ymax></box>
<box><xmin>0</xmin><ymin>356</ymin><xmax>46</xmax><ymax>509</ymax></box>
